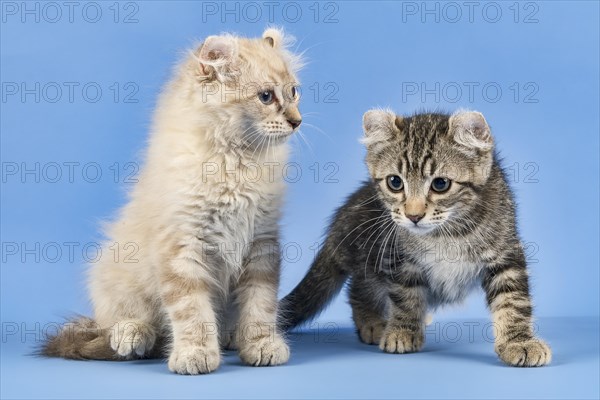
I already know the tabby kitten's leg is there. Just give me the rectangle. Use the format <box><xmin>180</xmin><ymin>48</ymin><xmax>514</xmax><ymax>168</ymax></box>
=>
<box><xmin>380</xmin><ymin>271</ymin><xmax>427</xmax><ymax>354</ymax></box>
<box><xmin>482</xmin><ymin>249</ymin><xmax>551</xmax><ymax>367</ymax></box>
<box><xmin>235</xmin><ymin>238</ymin><xmax>289</xmax><ymax>366</ymax></box>
<box><xmin>349</xmin><ymin>276</ymin><xmax>387</xmax><ymax>345</ymax></box>
<box><xmin>161</xmin><ymin>251</ymin><xmax>221</xmax><ymax>374</ymax></box>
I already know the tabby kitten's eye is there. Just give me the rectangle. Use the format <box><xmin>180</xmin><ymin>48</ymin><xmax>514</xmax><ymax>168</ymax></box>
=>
<box><xmin>258</xmin><ymin>90</ymin><xmax>275</xmax><ymax>105</ymax></box>
<box><xmin>386</xmin><ymin>176</ymin><xmax>404</xmax><ymax>192</ymax></box>
<box><xmin>431</xmin><ymin>177</ymin><xmax>451</xmax><ymax>193</ymax></box>
<box><xmin>291</xmin><ymin>86</ymin><xmax>298</xmax><ymax>99</ymax></box>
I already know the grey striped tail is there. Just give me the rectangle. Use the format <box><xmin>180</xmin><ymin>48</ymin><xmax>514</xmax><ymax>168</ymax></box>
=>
<box><xmin>278</xmin><ymin>250</ymin><xmax>348</xmax><ymax>331</ymax></box>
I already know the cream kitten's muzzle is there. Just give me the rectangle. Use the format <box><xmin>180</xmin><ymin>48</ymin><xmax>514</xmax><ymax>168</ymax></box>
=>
<box><xmin>284</xmin><ymin>106</ymin><xmax>302</xmax><ymax>130</ymax></box>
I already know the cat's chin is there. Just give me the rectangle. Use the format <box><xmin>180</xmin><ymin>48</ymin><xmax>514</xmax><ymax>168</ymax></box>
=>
<box><xmin>401</xmin><ymin>224</ymin><xmax>436</xmax><ymax>235</ymax></box>
<box><xmin>265</xmin><ymin>132</ymin><xmax>294</xmax><ymax>144</ymax></box>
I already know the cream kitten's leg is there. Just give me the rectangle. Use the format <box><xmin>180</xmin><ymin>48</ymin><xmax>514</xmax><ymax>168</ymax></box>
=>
<box><xmin>91</xmin><ymin>262</ymin><xmax>158</xmax><ymax>359</ymax></box>
<box><xmin>220</xmin><ymin>301</ymin><xmax>239</xmax><ymax>351</ymax></box>
<box><xmin>235</xmin><ymin>239</ymin><xmax>289</xmax><ymax>367</ymax></box>
<box><xmin>161</xmin><ymin>255</ymin><xmax>221</xmax><ymax>375</ymax></box>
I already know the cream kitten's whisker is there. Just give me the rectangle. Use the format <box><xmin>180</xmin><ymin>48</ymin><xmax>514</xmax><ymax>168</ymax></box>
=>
<box><xmin>249</xmin><ymin>135</ymin><xmax>268</xmax><ymax>160</ymax></box>
<box><xmin>302</xmin><ymin>122</ymin><xmax>333</xmax><ymax>142</ymax></box>
<box><xmin>294</xmin><ymin>130</ymin><xmax>315</xmax><ymax>156</ymax></box>
<box><xmin>245</xmin><ymin>128</ymin><xmax>267</xmax><ymax>153</ymax></box>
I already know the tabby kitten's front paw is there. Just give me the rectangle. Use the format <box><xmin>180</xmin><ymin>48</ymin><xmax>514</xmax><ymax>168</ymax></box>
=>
<box><xmin>168</xmin><ymin>344</ymin><xmax>221</xmax><ymax>374</ymax></box>
<box><xmin>379</xmin><ymin>327</ymin><xmax>424</xmax><ymax>354</ymax></box>
<box><xmin>238</xmin><ymin>334</ymin><xmax>290</xmax><ymax>367</ymax></box>
<box><xmin>496</xmin><ymin>339</ymin><xmax>552</xmax><ymax>367</ymax></box>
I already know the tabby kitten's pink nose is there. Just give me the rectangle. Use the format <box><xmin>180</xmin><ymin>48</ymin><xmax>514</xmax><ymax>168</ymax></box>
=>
<box><xmin>406</xmin><ymin>214</ymin><xmax>425</xmax><ymax>224</ymax></box>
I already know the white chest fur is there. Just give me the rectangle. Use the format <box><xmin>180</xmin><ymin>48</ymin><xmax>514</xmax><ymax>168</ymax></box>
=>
<box><xmin>414</xmin><ymin>236</ymin><xmax>484</xmax><ymax>305</ymax></box>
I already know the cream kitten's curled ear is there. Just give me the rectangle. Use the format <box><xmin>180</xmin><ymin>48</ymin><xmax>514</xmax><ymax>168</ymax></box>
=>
<box><xmin>450</xmin><ymin>110</ymin><xmax>493</xmax><ymax>152</ymax></box>
<box><xmin>261</xmin><ymin>27</ymin><xmax>304</xmax><ymax>73</ymax></box>
<box><xmin>263</xmin><ymin>27</ymin><xmax>284</xmax><ymax>48</ymax></box>
<box><xmin>361</xmin><ymin>109</ymin><xmax>400</xmax><ymax>146</ymax></box>
<box><xmin>198</xmin><ymin>35</ymin><xmax>238</xmax><ymax>81</ymax></box>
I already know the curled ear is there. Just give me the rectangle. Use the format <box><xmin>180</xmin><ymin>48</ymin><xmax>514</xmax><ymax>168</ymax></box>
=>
<box><xmin>198</xmin><ymin>35</ymin><xmax>238</xmax><ymax>81</ymax></box>
<box><xmin>361</xmin><ymin>109</ymin><xmax>401</xmax><ymax>145</ymax></box>
<box><xmin>263</xmin><ymin>27</ymin><xmax>284</xmax><ymax>48</ymax></box>
<box><xmin>449</xmin><ymin>110</ymin><xmax>493</xmax><ymax>152</ymax></box>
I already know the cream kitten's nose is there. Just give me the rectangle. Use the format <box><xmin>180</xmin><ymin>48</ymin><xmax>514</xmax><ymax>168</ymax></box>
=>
<box><xmin>284</xmin><ymin>107</ymin><xmax>302</xmax><ymax>130</ymax></box>
<box><xmin>287</xmin><ymin>117</ymin><xmax>302</xmax><ymax>130</ymax></box>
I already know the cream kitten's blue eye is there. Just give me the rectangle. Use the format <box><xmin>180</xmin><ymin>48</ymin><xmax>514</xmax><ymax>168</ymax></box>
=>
<box><xmin>386</xmin><ymin>175</ymin><xmax>403</xmax><ymax>192</ymax></box>
<box><xmin>431</xmin><ymin>177</ymin><xmax>451</xmax><ymax>192</ymax></box>
<box><xmin>259</xmin><ymin>90</ymin><xmax>274</xmax><ymax>105</ymax></box>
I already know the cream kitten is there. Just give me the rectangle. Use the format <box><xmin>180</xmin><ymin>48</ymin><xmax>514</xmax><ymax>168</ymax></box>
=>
<box><xmin>42</xmin><ymin>28</ymin><xmax>303</xmax><ymax>375</ymax></box>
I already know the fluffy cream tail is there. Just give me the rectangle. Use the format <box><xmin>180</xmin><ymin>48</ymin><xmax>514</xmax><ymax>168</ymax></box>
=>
<box><xmin>40</xmin><ymin>316</ymin><xmax>120</xmax><ymax>360</ymax></box>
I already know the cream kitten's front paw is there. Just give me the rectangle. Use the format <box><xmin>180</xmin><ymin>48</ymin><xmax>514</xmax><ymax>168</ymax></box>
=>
<box><xmin>238</xmin><ymin>334</ymin><xmax>290</xmax><ymax>366</ymax></box>
<box><xmin>109</xmin><ymin>320</ymin><xmax>156</xmax><ymax>358</ymax></box>
<box><xmin>496</xmin><ymin>339</ymin><xmax>552</xmax><ymax>367</ymax></box>
<box><xmin>379</xmin><ymin>326</ymin><xmax>424</xmax><ymax>354</ymax></box>
<box><xmin>168</xmin><ymin>345</ymin><xmax>221</xmax><ymax>375</ymax></box>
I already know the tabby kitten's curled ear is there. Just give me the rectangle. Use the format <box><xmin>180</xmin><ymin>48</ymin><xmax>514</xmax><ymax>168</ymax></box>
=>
<box><xmin>198</xmin><ymin>35</ymin><xmax>238</xmax><ymax>82</ymax></box>
<box><xmin>361</xmin><ymin>109</ymin><xmax>402</xmax><ymax>146</ymax></box>
<box><xmin>449</xmin><ymin>110</ymin><xmax>493</xmax><ymax>153</ymax></box>
<box><xmin>450</xmin><ymin>110</ymin><xmax>494</xmax><ymax>184</ymax></box>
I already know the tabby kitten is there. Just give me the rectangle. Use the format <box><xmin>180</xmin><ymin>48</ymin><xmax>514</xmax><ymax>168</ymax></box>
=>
<box><xmin>280</xmin><ymin>110</ymin><xmax>552</xmax><ymax>367</ymax></box>
<box><xmin>42</xmin><ymin>28</ymin><xmax>302</xmax><ymax>374</ymax></box>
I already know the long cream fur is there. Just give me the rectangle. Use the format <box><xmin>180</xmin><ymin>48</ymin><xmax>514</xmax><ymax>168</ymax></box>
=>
<box><xmin>43</xmin><ymin>28</ymin><xmax>303</xmax><ymax>375</ymax></box>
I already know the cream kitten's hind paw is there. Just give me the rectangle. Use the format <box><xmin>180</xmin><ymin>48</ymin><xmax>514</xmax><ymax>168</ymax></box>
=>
<box><xmin>168</xmin><ymin>345</ymin><xmax>221</xmax><ymax>374</ymax></box>
<box><xmin>238</xmin><ymin>334</ymin><xmax>290</xmax><ymax>366</ymax></box>
<box><xmin>109</xmin><ymin>320</ymin><xmax>156</xmax><ymax>358</ymax></box>
<box><xmin>496</xmin><ymin>339</ymin><xmax>552</xmax><ymax>367</ymax></box>
<box><xmin>379</xmin><ymin>327</ymin><xmax>424</xmax><ymax>354</ymax></box>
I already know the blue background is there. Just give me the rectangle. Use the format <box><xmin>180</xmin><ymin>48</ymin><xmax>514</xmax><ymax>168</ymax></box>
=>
<box><xmin>1</xmin><ymin>1</ymin><xmax>598</xmax><ymax>399</ymax></box>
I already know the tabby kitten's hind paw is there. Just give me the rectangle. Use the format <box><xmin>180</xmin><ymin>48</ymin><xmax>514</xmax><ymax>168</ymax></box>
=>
<box><xmin>496</xmin><ymin>339</ymin><xmax>552</xmax><ymax>367</ymax></box>
<box><xmin>379</xmin><ymin>327</ymin><xmax>424</xmax><ymax>354</ymax></box>
<box><xmin>357</xmin><ymin>321</ymin><xmax>386</xmax><ymax>345</ymax></box>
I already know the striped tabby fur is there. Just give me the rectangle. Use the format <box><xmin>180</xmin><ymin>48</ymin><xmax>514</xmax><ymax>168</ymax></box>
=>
<box><xmin>279</xmin><ymin>110</ymin><xmax>551</xmax><ymax>367</ymax></box>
